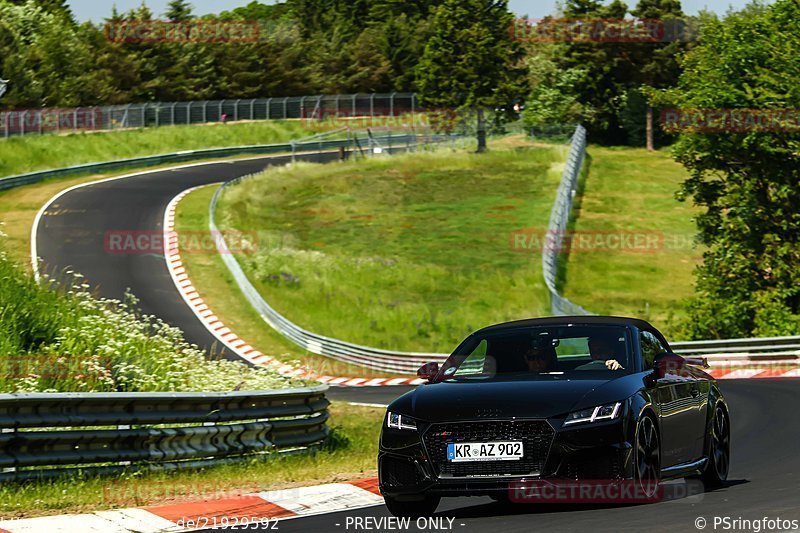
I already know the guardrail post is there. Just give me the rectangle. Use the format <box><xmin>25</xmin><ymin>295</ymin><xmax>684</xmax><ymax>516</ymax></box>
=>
<box><xmin>1</xmin><ymin>428</ymin><xmax>16</xmax><ymax>474</ymax></box>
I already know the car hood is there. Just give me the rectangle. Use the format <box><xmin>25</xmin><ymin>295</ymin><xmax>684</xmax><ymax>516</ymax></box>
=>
<box><xmin>390</xmin><ymin>374</ymin><xmax>638</xmax><ymax>422</ymax></box>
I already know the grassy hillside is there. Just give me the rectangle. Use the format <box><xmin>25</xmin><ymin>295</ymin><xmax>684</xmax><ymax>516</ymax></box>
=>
<box><xmin>0</xmin><ymin>120</ymin><xmax>336</xmax><ymax>178</ymax></box>
<box><xmin>561</xmin><ymin>146</ymin><xmax>700</xmax><ymax>337</ymax></box>
<box><xmin>213</xmin><ymin>138</ymin><xmax>564</xmax><ymax>353</ymax></box>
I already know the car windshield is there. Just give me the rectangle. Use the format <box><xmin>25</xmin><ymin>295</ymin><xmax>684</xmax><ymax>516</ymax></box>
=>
<box><xmin>440</xmin><ymin>325</ymin><xmax>632</xmax><ymax>380</ymax></box>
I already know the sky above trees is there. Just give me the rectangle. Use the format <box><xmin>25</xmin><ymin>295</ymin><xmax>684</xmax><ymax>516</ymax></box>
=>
<box><xmin>66</xmin><ymin>0</ymin><xmax>774</xmax><ymax>21</ymax></box>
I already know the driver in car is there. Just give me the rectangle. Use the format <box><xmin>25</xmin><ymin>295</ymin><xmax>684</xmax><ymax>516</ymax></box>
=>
<box><xmin>575</xmin><ymin>338</ymin><xmax>624</xmax><ymax>370</ymax></box>
<box><xmin>523</xmin><ymin>339</ymin><xmax>558</xmax><ymax>373</ymax></box>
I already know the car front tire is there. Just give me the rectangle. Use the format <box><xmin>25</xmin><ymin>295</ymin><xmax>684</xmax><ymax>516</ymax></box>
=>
<box><xmin>384</xmin><ymin>495</ymin><xmax>441</xmax><ymax>518</ymax></box>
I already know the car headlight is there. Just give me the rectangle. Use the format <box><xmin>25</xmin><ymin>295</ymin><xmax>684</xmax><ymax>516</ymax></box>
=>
<box><xmin>564</xmin><ymin>402</ymin><xmax>622</xmax><ymax>426</ymax></box>
<box><xmin>386</xmin><ymin>411</ymin><xmax>417</xmax><ymax>431</ymax></box>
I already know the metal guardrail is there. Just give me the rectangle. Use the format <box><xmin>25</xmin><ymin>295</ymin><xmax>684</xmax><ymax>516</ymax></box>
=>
<box><xmin>0</xmin><ymin>386</ymin><xmax>329</xmax><ymax>481</ymax></box>
<box><xmin>542</xmin><ymin>125</ymin><xmax>592</xmax><ymax>316</ymax></box>
<box><xmin>211</xmin><ymin>133</ymin><xmax>457</xmax><ymax>374</ymax></box>
<box><xmin>0</xmin><ymin>93</ymin><xmax>418</xmax><ymax>138</ymax></box>
<box><xmin>672</xmin><ymin>336</ymin><xmax>800</xmax><ymax>355</ymax></box>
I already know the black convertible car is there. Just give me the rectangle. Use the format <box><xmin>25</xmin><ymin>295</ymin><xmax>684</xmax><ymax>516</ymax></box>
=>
<box><xmin>378</xmin><ymin>317</ymin><xmax>731</xmax><ymax>517</ymax></box>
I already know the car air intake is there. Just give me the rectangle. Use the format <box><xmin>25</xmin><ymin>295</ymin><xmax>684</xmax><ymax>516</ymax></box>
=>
<box><xmin>423</xmin><ymin>420</ymin><xmax>554</xmax><ymax>478</ymax></box>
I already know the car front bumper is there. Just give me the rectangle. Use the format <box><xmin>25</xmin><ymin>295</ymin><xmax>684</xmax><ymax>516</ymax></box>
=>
<box><xmin>378</xmin><ymin>417</ymin><xmax>635</xmax><ymax>499</ymax></box>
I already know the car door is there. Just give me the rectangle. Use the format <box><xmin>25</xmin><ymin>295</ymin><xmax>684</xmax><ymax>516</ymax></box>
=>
<box><xmin>640</xmin><ymin>330</ymin><xmax>700</xmax><ymax>467</ymax></box>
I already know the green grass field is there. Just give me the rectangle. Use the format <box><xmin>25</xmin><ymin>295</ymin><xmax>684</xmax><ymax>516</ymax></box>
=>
<box><xmin>0</xmin><ymin>120</ymin><xmax>336</xmax><ymax>178</ymax></box>
<box><xmin>175</xmin><ymin>184</ymin><xmax>393</xmax><ymax>377</ymax></box>
<box><xmin>214</xmin><ymin>138</ymin><xmax>565</xmax><ymax>353</ymax></box>
<box><xmin>561</xmin><ymin>146</ymin><xmax>700</xmax><ymax>338</ymax></box>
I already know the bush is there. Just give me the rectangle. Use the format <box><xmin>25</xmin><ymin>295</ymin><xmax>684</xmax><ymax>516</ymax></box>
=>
<box><xmin>0</xmin><ymin>237</ymin><xmax>306</xmax><ymax>392</ymax></box>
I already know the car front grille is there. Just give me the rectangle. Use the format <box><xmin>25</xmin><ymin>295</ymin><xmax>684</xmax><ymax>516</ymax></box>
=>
<box><xmin>422</xmin><ymin>420</ymin><xmax>554</xmax><ymax>478</ymax></box>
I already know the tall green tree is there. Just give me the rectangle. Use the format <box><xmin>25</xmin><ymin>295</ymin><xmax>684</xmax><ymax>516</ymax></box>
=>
<box><xmin>416</xmin><ymin>0</ymin><xmax>524</xmax><ymax>151</ymax></box>
<box><xmin>655</xmin><ymin>0</ymin><xmax>800</xmax><ymax>338</ymax></box>
<box><xmin>165</xmin><ymin>0</ymin><xmax>193</xmax><ymax>22</ymax></box>
<box><xmin>631</xmin><ymin>0</ymin><xmax>686</xmax><ymax>150</ymax></box>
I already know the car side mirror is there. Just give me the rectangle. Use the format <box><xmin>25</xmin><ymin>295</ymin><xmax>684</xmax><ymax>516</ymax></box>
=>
<box><xmin>653</xmin><ymin>352</ymin><xmax>686</xmax><ymax>379</ymax></box>
<box><xmin>417</xmin><ymin>362</ymin><xmax>440</xmax><ymax>382</ymax></box>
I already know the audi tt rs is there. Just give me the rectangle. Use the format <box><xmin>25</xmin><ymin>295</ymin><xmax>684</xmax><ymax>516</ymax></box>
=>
<box><xmin>378</xmin><ymin>317</ymin><xmax>731</xmax><ymax>517</ymax></box>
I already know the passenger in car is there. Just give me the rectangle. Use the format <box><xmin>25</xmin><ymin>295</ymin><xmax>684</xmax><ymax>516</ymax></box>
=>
<box><xmin>576</xmin><ymin>338</ymin><xmax>624</xmax><ymax>370</ymax></box>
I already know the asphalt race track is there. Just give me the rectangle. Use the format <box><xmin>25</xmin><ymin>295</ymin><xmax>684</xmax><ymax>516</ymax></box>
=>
<box><xmin>224</xmin><ymin>379</ymin><xmax>800</xmax><ymax>532</ymax></box>
<box><xmin>35</xmin><ymin>153</ymin><xmax>341</xmax><ymax>362</ymax></box>
<box><xmin>34</xmin><ymin>157</ymin><xmax>800</xmax><ymax>531</ymax></box>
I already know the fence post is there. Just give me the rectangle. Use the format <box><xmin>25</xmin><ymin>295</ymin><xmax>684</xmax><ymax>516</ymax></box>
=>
<box><xmin>352</xmin><ymin>94</ymin><xmax>357</xmax><ymax>116</ymax></box>
<box><xmin>2</xmin><ymin>112</ymin><xmax>7</xmax><ymax>139</ymax></box>
<box><xmin>411</xmin><ymin>94</ymin><xmax>416</xmax><ymax>128</ymax></box>
<box><xmin>390</xmin><ymin>92</ymin><xmax>396</xmax><ymax>117</ymax></box>
<box><xmin>1</xmin><ymin>428</ymin><xmax>15</xmax><ymax>474</ymax></box>
<box><xmin>370</xmin><ymin>93</ymin><xmax>375</xmax><ymax>117</ymax></box>
<box><xmin>300</xmin><ymin>96</ymin><xmax>307</xmax><ymax>119</ymax></box>
<box><xmin>141</xmin><ymin>104</ymin><xmax>146</xmax><ymax>128</ymax></box>
<box><xmin>266</xmin><ymin>97</ymin><xmax>272</xmax><ymax>120</ymax></box>
<box><xmin>203</xmin><ymin>101</ymin><xmax>208</xmax><ymax>123</ymax></box>
<box><xmin>283</xmin><ymin>97</ymin><xmax>288</xmax><ymax>119</ymax></box>
<box><xmin>335</xmin><ymin>94</ymin><xmax>340</xmax><ymax>117</ymax></box>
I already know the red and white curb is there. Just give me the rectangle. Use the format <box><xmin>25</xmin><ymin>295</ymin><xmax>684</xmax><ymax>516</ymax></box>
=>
<box><xmin>0</xmin><ymin>478</ymin><xmax>383</xmax><ymax>533</ymax></box>
<box><xmin>707</xmin><ymin>367</ymin><xmax>800</xmax><ymax>379</ymax></box>
<box><xmin>163</xmin><ymin>186</ymin><xmax>424</xmax><ymax>388</ymax></box>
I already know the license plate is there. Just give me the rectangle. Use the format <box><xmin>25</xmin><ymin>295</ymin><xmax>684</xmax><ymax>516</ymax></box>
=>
<box><xmin>446</xmin><ymin>441</ymin><xmax>523</xmax><ymax>462</ymax></box>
